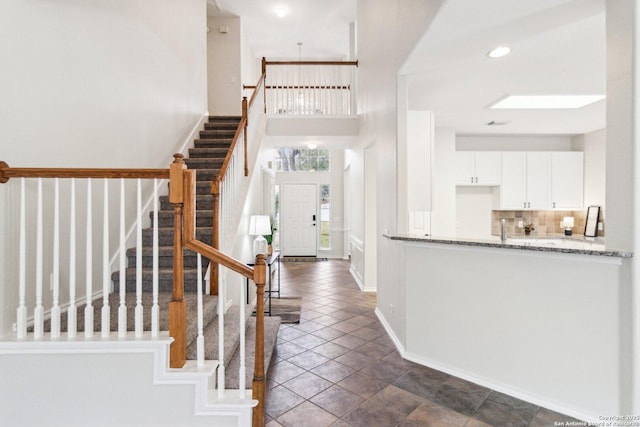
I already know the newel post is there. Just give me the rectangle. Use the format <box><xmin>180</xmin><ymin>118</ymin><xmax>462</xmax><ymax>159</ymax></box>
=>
<box><xmin>252</xmin><ymin>254</ymin><xmax>267</xmax><ymax>427</ymax></box>
<box><xmin>210</xmin><ymin>178</ymin><xmax>220</xmax><ymax>296</ymax></box>
<box><xmin>242</xmin><ymin>96</ymin><xmax>249</xmax><ymax>177</ymax></box>
<box><xmin>169</xmin><ymin>154</ymin><xmax>187</xmax><ymax>368</ymax></box>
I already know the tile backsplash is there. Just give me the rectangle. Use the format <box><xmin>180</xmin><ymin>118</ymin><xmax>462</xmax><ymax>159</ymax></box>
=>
<box><xmin>491</xmin><ymin>209</ymin><xmax>605</xmax><ymax>237</ymax></box>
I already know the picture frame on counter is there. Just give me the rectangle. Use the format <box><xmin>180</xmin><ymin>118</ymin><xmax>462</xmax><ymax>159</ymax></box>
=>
<box><xmin>584</xmin><ymin>205</ymin><xmax>600</xmax><ymax>237</ymax></box>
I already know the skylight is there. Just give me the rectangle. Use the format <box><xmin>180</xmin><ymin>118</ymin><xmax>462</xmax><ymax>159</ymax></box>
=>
<box><xmin>490</xmin><ymin>95</ymin><xmax>606</xmax><ymax>109</ymax></box>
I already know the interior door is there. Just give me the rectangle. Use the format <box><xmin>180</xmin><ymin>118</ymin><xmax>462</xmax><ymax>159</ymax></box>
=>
<box><xmin>282</xmin><ymin>184</ymin><xmax>317</xmax><ymax>256</ymax></box>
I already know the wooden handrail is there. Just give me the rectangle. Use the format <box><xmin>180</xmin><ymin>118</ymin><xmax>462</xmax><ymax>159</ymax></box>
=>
<box><xmin>248</xmin><ymin>73</ymin><xmax>266</xmax><ymax>110</ymax></box>
<box><xmin>185</xmin><ymin>240</ymin><xmax>254</xmax><ymax>280</ymax></box>
<box><xmin>0</xmin><ymin>161</ymin><xmax>169</xmax><ymax>183</ymax></box>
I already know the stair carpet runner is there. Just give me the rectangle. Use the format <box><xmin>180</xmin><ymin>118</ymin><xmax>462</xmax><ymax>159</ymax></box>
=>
<box><xmin>38</xmin><ymin>117</ymin><xmax>280</xmax><ymax>390</ymax></box>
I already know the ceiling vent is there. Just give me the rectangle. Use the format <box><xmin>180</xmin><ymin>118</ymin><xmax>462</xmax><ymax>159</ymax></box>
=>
<box><xmin>486</xmin><ymin>120</ymin><xmax>510</xmax><ymax>126</ymax></box>
<box><xmin>207</xmin><ymin>0</ymin><xmax>222</xmax><ymax>13</ymax></box>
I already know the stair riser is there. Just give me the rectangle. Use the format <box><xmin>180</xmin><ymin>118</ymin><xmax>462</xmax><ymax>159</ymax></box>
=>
<box><xmin>160</xmin><ymin>196</ymin><xmax>213</xmax><ymax>211</ymax></box>
<box><xmin>112</xmin><ymin>276</ymin><xmax>206</xmax><ymax>293</ymax></box>
<box><xmin>126</xmin><ymin>252</ymin><xmax>209</xmax><ymax>269</ymax></box>
<box><xmin>184</xmin><ymin>159</ymin><xmax>224</xmax><ymax>170</ymax></box>
<box><xmin>188</xmin><ymin>148</ymin><xmax>230</xmax><ymax>158</ymax></box>
<box><xmin>204</xmin><ymin>123</ymin><xmax>239</xmax><ymax>131</ymax></box>
<box><xmin>199</xmin><ymin>130</ymin><xmax>236</xmax><ymax>139</ymax></box>
<box><xmin>152</xmin><ymin>213</ymin><xmax>213</xmax><ymax>228</ymax></box>
<box><xmin>141</xmin><ymin>228</ymin><xmax>212</xmax><ymax>246</ymax></box>
<box><xmin>193</xmin><ymin>140</ymin><xmax>233</xmax><ymax>149</ymax></box>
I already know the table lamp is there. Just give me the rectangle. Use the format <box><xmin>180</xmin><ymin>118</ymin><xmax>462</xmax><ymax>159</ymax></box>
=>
<box><xmin>563</xmin><ymin>216</ymin><xmax>574</xmax><ymax>236</ymax></box>
<box><xmin>249</xmin><ymin>215</ymin><xmax>271</xmax><ymax>258</ymax></box>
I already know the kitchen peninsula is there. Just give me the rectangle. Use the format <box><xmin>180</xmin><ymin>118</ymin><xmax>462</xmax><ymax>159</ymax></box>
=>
<box><xmin>381</xmin><ymin>232</ymin><xmax>632</xmax><ymax>422</ymax></box>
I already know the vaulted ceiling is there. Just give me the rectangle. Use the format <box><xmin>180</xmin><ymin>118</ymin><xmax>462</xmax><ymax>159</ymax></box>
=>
<box><xmin>214</xmin><ymin>0</ymin><xmax>606</xmax><ymax>137</ymax></box>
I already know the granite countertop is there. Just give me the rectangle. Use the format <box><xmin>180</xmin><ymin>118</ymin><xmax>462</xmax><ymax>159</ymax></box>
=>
<box><xmin>383</xmin><ymin>233</ymin><xmax>633</xmax><ymax>258</ymax></box>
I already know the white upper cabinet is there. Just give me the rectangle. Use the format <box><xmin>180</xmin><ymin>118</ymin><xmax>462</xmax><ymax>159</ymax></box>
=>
<box><xmin>500</xmin><ymin>151</ymin><xmax>583</xmax><ymax>210</ymax></box>
<box><xmin>500</xmin><ymin>152</ymin><xmax>527</xmax><ymax>209</ymax></box>
<box><xmin>551</xmin><ymin>152</ymin><xmax>584</xmax><ymax>209</ymax></box>
<box><xmin>525</xmin><ymin>152</ymin><xmax>551</xmax><ymax>210</ymax></box>
<box><xmin>500</xmin><ymin>152</ymin><xmax>551</xmax><ymax>209</ymax></box>
<box><xmin>455</xmin><ymin>152</ymin><xmax>501</xmax><ymax>186</ymax></box>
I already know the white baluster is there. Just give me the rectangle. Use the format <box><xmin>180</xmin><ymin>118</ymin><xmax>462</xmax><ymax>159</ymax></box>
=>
<box><xmin>217</xmin><ymin>272</ymin><xmax>225</xmax><ymax>396</ymax></box>
<box><xmin>16</xmin><ymin>178</ymin><xmax>27</xmax><ymax>339</ymax></box>
<box><xmin>118</xmin><ymin>179</ymin><xmax>127</xmax><ymax>337</ymax></box>
<box><xmin>152</xmin><ymin>179</ymin><xmax>159</xmax><ymax>337</ymax></box>
<box><xmin>135</xmin><ymin>179</ymin><xmax>143</xmax><ymax>336</ymax></box>
<box><xmin>101</xmin><ymin>179</ymin><xmax>110</xmax><ymax>337</ymax></box>
<box><xmin>34</xmin><ymin>178</ymin><xmax>44</xmax><ymax>338</ymax></box>
<box><xmin>84</xmin><ymin>178</ymin><xmax>94</xmax><ymax>337</ymax></box>
<box><xmin>51</xmin><ymin>178</ymin><xmax>61</xmax><ymax>338</ymax></box>
<box><xmin>68</xmin><ymin>179</ymin><xmax>77</xmax><ymax>338</ymax></box>
<box><xmin>196</xmin><ymin>254</ymin><xmax>204</xmax><ymax>367</ymax></box>
<box><xmin>238</xmin><ymin>269</ymin><xmax>246</xmax><ymax>397</ymax></box>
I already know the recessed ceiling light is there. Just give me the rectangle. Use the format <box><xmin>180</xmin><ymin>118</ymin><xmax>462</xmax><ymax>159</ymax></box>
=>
<box><xmin>487</xmin><ymin>46</ymin><xmax>511</xmax><ymax>58</ymax></box>
<box><xmin>490</xmin><ymin>95</ymin><xmax>606</xmax><ymax>109</ymax></box>
<box><xmin>307</xmin><ymin>143</ymin><xmax>317</xmax><ymax>149</ymax></box>
<box><xmin>275</xmin><ymin>6</ymin><xmax>287</xmax><ymax>18</ymax></box>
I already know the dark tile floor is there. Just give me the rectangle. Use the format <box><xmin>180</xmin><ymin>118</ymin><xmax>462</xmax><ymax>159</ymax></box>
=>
<box><xmin>265</xmin><ymin>259</ymin><xmax>581</xmax><ymax>427</ymax></box>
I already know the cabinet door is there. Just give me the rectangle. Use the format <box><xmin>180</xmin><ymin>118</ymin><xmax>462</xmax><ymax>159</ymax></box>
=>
<box><xmin>500</xmin><ymin>152</ymin><xmax>526</xmax><ymax>209</ymax></box>
<box><xmin>455</xmin><ymin>152</ymin><xmax>475</xmax><ymax>185</ymax></box>
<box><xmin>474</xmin><ymin>152</ymin><xmax>501</xmax><ymax>185</ymax></box>
<box><xmin>551</xmin><ymin>152</ymin><xmax>584</xmax><ymax>209</ymax></box>
<box><xmin>526</xmin><ymin>152</ymin><xmax>551</xmax><ymax>209</ymax></box>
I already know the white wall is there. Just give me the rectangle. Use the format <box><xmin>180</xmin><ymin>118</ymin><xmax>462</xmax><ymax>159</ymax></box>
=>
<box><xmin>207</xmin><ymin>16</ymin><xmax>242</xmax><ymax>116</ymax></box>
<box><xmin>572</xmin><ymin>129</ymin><xmax>606</xmax><ymax>209</ymax></box>
<box><xmin>0</xmin><ymin>0</ymin><xmax>207</xmax><ymax>337</ymax></box>
<box><xmin>455</xmin><ymin>187</ymin><xmax>499</xmax><ymax>239</ymax></box>
<box><xmin>355</xmin><ymin>0</ymin><xmax>444</xmax><ymax>345</ymax></box>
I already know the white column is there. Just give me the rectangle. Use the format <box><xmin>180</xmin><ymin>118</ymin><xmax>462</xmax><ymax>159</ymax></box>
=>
<box><xmin>135</xmin><ymin>179</ymin><xmax>143</xmax><ymax>336</ymax></box>
<box><xmin>16</xmin><ymin>178</ymin><xmax>27</xmax><ymax>339</ymax></box>
<box><xmin>152</xmin><ymin>179</ymin><xmax>159</xmax><ymax>337</ymax></box>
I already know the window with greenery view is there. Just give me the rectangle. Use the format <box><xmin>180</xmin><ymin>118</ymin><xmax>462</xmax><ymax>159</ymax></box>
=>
<box><xmin>320</xmin><ymin>185</ymin><xmax>330</xmax><ymax>249</ymax></box>
<box><xmin>274</xmin><ymin>148</ymin><xmax>330</xmax><ymax>172</ymax></box>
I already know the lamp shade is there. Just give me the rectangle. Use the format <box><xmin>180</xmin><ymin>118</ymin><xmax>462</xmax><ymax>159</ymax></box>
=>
<box><xmin>563</xmin><ymin>216</ymin><xmax>575</xmax><ymax>228</ymax></box>
<box><xmin>249</xmin><ymin>215</ymin><xmax>271</xmax><ymax>236</ymax></box>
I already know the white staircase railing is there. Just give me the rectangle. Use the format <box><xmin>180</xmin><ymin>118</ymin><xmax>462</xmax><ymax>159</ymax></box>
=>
<box><xmin>263</xmin><ymin>59</ymin><xmax>358</xmax><ymax>116</ymax></box>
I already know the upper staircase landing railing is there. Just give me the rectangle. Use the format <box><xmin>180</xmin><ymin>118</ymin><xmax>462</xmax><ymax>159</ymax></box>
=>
<box><xmin>258</xmin><ymin>57</ymin><xmax>358</xmax><ymax>116</ymax></box>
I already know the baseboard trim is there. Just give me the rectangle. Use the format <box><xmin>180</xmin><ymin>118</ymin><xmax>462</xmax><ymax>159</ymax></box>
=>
<box><xmin>374</xmin><ymin>309</ymin><xmax>596</xmax><ymax>424</ymax></box>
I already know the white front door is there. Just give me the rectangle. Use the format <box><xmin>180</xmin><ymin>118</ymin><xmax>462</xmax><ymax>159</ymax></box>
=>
<box><xmin>282</xmin><ymin>184</ymin><xmax>317</xmax><ymax>256</ymax></box>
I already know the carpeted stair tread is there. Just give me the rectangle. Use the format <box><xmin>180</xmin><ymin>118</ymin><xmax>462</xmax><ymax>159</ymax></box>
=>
<box><xmin>204</xmin><ymin>122</ymin><xmax>240</xmax><ymax>131</ymax></box>
<box><xmin>184</xmin><ymin>158</ymin><xmax>225</xmax><ymax>169</ymax></box>
<box><xmin>193</xmin><ymin>139</ymin><xmax>233</xmax><ymax>148</ymax></box>
<box><xmin>125</xmin><ymin>246</ymin><xmax>208</xmax><ymax>268</ymax></box>
<box><xmin>188</xmin><ymin>147</ymin><xmax>232</xmax><ymax>158</ymax></box>
<box><xmin>153</xmin><ymin>209</ymin><xmax>213</xmax><ymax>227</ymax></box>
<box><xmin>225</xmin><ymin>316</ymin><xmax>281</xmax><ymax>389</ymax></box>
<box><xmin>111</xmin><ymin>267</ymin><xmax>205</xmax><ymax>293</ymax></box>
<box><xmin>140</xmin><ymin>226</ymin><xmax>212</xmax><ymax>245</ymax></box>
<box><xmin>187</xmin><ymin>303</ymin><xmax>254</xmax><ymax>364</ymax></box>
<box><xmin>36</xmin><ymin>292</ymin><xmax>218</xmax><ymax>344</ymax></box>
<box><xmin>199</xmin><ymin>130</ymin><xmax>236</xmax><ymax>139</ymax></box>
<box><xmin>159</xmin><ymin>194</ymin><xmax>213</xmax><ymax>211</ymax></box>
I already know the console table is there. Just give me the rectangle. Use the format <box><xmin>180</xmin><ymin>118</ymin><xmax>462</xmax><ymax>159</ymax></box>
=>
<box><xmin>246</xmin><ymin>251</ymin><xmax>280</xmax><ymax>316</ymax></box>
